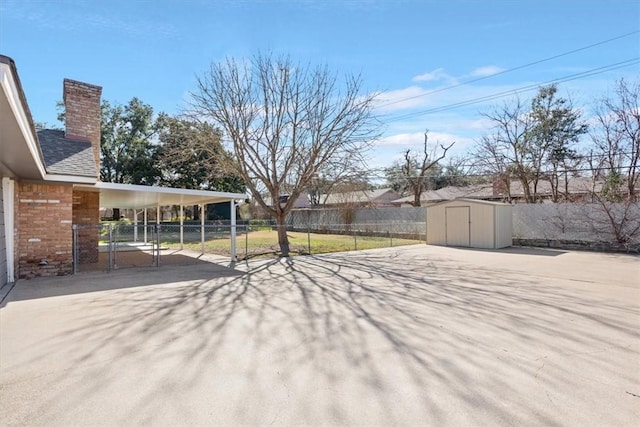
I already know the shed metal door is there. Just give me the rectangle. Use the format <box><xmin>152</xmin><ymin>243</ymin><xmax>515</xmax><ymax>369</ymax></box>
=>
<box><xmin>445</xmin><ymin>206</ymin><xmax>470</xmax><ymax>247</ymax></box>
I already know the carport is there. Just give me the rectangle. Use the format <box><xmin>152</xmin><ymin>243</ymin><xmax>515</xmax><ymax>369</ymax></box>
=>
<box><xmin>74</xmin><ymin>182</ymin><xmax>247</xmax><ymax>263</ymax></box>
<box><xmin>426</xmin><ymin>198</ymin><xmax>512</xmax><ymax>249</ymax></box>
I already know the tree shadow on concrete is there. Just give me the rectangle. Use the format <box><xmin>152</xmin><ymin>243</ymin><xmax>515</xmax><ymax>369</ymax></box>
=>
<box><xmin>5</xmin><ymin>247</ymin><xmax>639</xmax><ymax>425</ymax></box>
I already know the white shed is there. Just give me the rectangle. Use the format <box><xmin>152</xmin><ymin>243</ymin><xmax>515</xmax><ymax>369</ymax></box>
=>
<box><xmin>426</xmin><ymin>199</ymin><xmax>512</xmax><ymax>249</ymax></box>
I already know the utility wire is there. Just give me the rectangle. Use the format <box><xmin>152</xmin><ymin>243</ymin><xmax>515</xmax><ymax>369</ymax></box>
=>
<box><xmin>375</xmin><ymin>30</ymin><xmax>640</xmax><ymax>109</ymax></box>
<box><xmin>352</xmin><ymin>163</ymin><xmax>638</xmax><ymax>181</ymax></box>
<box><xmin>382</xmin><ymin>58</ymin><xmax>640</xmax><ymax>122</ymax></box>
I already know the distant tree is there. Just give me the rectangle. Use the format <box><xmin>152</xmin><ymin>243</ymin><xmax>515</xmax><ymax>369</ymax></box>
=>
<box><xmin>155</xmin><ymin>114</ymin><xmax>245</xmax><ymax>193</ymax></box>
<box><xmin>190</xmin><ymin>53</ymin><xmax>379</xmax><ymax>256</ymax></box>
<box><xmin>584</xmin><ymin>79</ymin><xmax>640</xmax><ymax>250</ymax></box>
<box><xmin>98</xmin><ymin>98</ymin><xmax>159</xmax><ymax>220</ymax></box>
<box><xmin>590</xmin><ymin>78</ymin><xmax>640</xmax><ymax>201</ymax></box>
<box><xmin>100</xmin><ymin>98</ymin><xmax>160</xmax><ymax>186</ymax></box>
<box><xmin>472</xmin><ymin>135</ymin><xmax>513</xmax><ymax>200</ymax></box>
<box><xmin>476</xmin><ymin>85</ymin><xmax>587</xmax><ymax>203</ymax></box>
<box><xmin>392</xmin><ymin>130</ymin><xmax>453</xmax><ymax>206</ymax></box>
<box><xmin>306</xmin><ymin>161</ymin><xmax>369</xmax><ymax>206</ymax></box>
<box><xmin>385</xmin><ymin>158</ymin><xmax>442</xmax><ymax>195</ymax></box>
<box><xmin>34</xmin><ymin>120</ymin><xmax>62</xmax><ymax>131</ymax></box>
<box><xmin>437</xmin><ymin>156</ymin><xmax>475</xmax><ymax>188</ymax></box>
<box><xmin>527</xmin><ymin>84</ymin><xmax>587</xmax><ymax>202</ymax></box>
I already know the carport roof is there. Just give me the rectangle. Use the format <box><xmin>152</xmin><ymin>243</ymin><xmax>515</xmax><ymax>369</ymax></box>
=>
<box><xmin>76</xmin><ymin>182</ymin><xmax>247</xmax><ymax>209</ymax></box>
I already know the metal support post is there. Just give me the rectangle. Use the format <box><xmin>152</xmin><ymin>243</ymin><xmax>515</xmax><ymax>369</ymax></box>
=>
<box><xmin>200</xmin><ymin>204</ymin><xmax>205</xmax><ymax>254</ymax></box>
<box><xmin>113</xmin><ymin>225</ymin><xmax>118</xmax><ymax>269</ymax></box>
<box><xmin>144</xmin><ymin>208</ymin><xmax>148</xmax><ymax>243</ymax></box>
<box><xmin>133</xmin><ymin>210</ymin><xmax>138</xmax><ymax>242</ymax></box>
<box><xmin>230</xmin><ymin>200</ymin><xmax>237</xmax><ymax>262</ymax></box>
<box><xmin>107</xmin><ymin>225</ymin><xmax>113</xmax><ymax>273</ymax></box>
<box><xmin>72</xmin><ymin>224</ymin><xmax>78</xmax><ymax>274</ymax></box>
<box><xmin>180</xmin><ymin>205</ymin><xmax>184</xmax><ymax>250</ymax></box>
<box><xmin>156</xmin><ymin>223</ymin><xmax>161</xmax><ymax>268</ymax></box>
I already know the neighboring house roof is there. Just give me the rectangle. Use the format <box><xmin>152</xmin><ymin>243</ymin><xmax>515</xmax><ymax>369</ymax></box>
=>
<box><xmin>37</xmin><ymin>129</ymin><xmax>98</xmax><ymax>178</ymax></box>
<box><xmin>392</xmin><ymin>177</ymin><xmax>606</xmax><ymax>205</ymax></box>
<box><xmin>392</xmin><ymin>184</ymin><xmax>494</xmax><ymax>204</ymax></box>
<box><xmin>322</xmin><ymin>188</ymin><xmax>400</xmax><ymax>206</ymax></box>
<box><xmin>507</xmin><ymin>178</ymin><xmax>603</xmax><ymax>196</ymax></box>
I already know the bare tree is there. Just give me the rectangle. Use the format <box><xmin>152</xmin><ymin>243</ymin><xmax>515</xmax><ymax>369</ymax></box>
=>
<box><xmin>402</xmin><ymin>130</ymin><xmax>454</xmax><ymax>207</ymax></box>
<box><xmin>189</xmin><ymin>54</ymin><xmax>379</xmax><ymax>256</ymax></box>
<box><xmin>330</xmin><ymin>183</ymin><xmax>372</xmax><ymax>229</ymax></box>
<box><xmin>472</xmin><ymin>135</ymin><xmax>513</xmax><ymax>201</ymax></box>
<box><xmin>307</xmin><ymin>161</ymin><xmax>367</xmax><ymax>207</ymax></box>
<box><xmin>591</xmin><ymin>78</ymin><xmax>640</xmax><ymax>201</ymax></box>
<box><xmin>585</xmin><ymin>79</ymin><xmax>640</xmax><ymax>251</ymax></box>
<box><xmin>480</xmin><ymin>96</ymin><xmax>536</xmax><ymax>202</ymax></box>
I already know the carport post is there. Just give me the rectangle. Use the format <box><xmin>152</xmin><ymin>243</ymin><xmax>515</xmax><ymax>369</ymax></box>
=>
<box><xmin>179</xmin><ymin>205</ymin><xmax>184</xmax><ymax>250</ymax></box>
<box><xmin>200</xmin><ymin>204</ymin><xmax>205</xmax><ymax>253</ymax></box>
<box><xmin>72</xmin><ymin>224</ymin><xmax>78</xmax><ymax>274</ymax></box>
<box><xmin>133</xmin><ymin>210</ymin><xmax>138</xmax><ymax>242</ymax></box>
<box><xmin>230</xmin><ymin>200</ymin><xmax>237</xmax><ymax>262</ymax></box>
<box><xmin>143</xmin><ymin>209</ymin><xmax>148</xmax><ymax>243</ymax></box>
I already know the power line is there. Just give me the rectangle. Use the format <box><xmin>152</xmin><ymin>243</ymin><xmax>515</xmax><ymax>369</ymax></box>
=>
<box><xmin>381</xmin><ymin>58</ymin><xmax>640</xmax><ymax>123</ymax></box>
<box><xmin>353</xmin><ymin>163</ymin><xmax>639</xmax><ymax>182</ymax></box>
<box><xmin>375</xmin><ymin>30</ymin><xmax>639</xmax><ymax>109</ymax></box>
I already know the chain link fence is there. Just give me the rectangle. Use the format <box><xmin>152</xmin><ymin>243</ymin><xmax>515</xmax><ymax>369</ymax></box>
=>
<box><xmin>158</xmin><ymin>221</ymin><xmax>425</xmax><ymax>260</ymax></box>
<box><xmin>72</xmin><ymin>201</ymin><xmax>637</xmax><ymax>274</ymax></box>
<box><xmin>72</xmin><ymin>220</ymin><xmax>426</xmax><ymax>272</ymax></box>
<box><xmin>73</xmin><ymin>223</ymin><xmax>161</xmax><ymax>273</ymax></box>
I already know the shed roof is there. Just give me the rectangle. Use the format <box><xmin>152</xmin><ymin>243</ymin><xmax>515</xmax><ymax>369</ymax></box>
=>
<box><xmin>429</xmin><ymin>198</ymin><xmax>512</xmax><ymax>207</ymax></box>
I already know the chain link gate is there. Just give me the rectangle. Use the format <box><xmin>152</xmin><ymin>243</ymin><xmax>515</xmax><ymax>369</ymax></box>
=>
<box><xmin>73</xmin><ymin>223</ymin><xmax>161</xmax><ymax>273</ymax></box>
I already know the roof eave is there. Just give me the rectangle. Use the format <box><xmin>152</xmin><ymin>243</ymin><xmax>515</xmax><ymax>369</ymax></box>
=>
<box><xmin>0</xmin><ymin>56</ymin><xmax>47</xmax><ymax>179</ymax></box>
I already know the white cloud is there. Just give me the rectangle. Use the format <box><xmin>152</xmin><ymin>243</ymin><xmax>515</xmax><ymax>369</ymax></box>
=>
<box><xmin>469</xmin><ymin>65</ymin><xmax>505</xmax><ymax>77</ymax></box>
<box><xmin>376</xmin><ymin>132</ymin><xmax>425</xmax><ymax>148</ymax></box>
<box><xmin>376</xmin><ymin>131</ymin><xmax>467</xmax><ymax>151</ymax></box>
<box><xmin>369</xmin><ymin>130</ymin><xmax>476</xmax><ymax>172</ymax></box>
<box><xmin>412</xmin><ymin>68</ymin><xmax>454</xmax><ymax>83</ymax></box>
<box><xmin>373</xmin><ymin>86</ymin><xmax>432</xmax><ymax>112</ymax></box>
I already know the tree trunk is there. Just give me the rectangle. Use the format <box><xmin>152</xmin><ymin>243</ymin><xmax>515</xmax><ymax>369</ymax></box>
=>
<box><xmin>276</xmin><ymin>214</ymin><xmax>290</xmax><ymax>257</ymax></box>
<box><xmin>550</xmin><ymin>166</ymin><xmax>559</xmax><ymax>203</ymax></box>
<box><xmin>413</xmin><ymin>190</ymin><xmax>421</xmax><ymax>207</ymax></box>
<box><xmin>519</xmin><ymin>177</ymin><xmax>532</xmax><ymax>203</ymax></box>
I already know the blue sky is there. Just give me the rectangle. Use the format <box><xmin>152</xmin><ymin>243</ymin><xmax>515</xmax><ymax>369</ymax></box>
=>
<box><xmin>1</xmin><ymin>0</ymin><xmax>639</xmax><ymax>173</ymax></box>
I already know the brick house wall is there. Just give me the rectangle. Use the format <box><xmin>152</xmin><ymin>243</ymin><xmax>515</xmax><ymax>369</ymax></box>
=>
<box><xmin>13</xmin><ymin>78</ymin><xmax>103</xmax><ymax>279</ymax></box>
<box><xmin>72</xmin><ymin>190</ymin><xmax>100</xmax><ymax>263</ymax></box>
<box><xmin>16</xmin><ymin>182</ymin><xmax>73</xmax><ymax>279</ymax></box>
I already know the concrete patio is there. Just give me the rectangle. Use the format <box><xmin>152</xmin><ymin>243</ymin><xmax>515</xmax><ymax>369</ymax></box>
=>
<box><xmin>1</xmin><ymin>245</ymin><xmax>638</xmax><ymax>426</ymax></box>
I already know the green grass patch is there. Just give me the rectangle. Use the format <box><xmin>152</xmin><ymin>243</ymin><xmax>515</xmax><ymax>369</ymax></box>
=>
<box><xmin>163</xmin><ymin>230</ymin><xmax>423</xmax><ymax>259</ymax></box>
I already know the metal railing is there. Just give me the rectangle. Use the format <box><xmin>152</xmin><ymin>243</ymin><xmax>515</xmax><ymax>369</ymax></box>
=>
<box><xmin>72</xmin><ymin>221</ymin><xmax>426</xmax><ymax>272</ymax></box>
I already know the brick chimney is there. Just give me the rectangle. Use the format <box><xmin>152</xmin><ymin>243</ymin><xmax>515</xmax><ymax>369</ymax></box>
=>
<box><xmin>63</xmin><ymin>79</ymin><xmax>102</xmax><ymax>174</ymax></box>
<box><xmin>492</xmin><ymin>173</ymin><xmax>509</xmax><ymax>197</ymax></box>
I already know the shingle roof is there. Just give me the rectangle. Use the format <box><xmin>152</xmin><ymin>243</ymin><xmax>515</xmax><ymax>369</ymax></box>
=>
<box><xmin>37</xmin><ymin>129</ymin><xmax>97</xmax><ymax>177</ymax></box>
<box><xmin>391</xmin><ymin>185</ymin><xmax>494</xmax><ymax>204</ymax></box>
<box><xmin>391</xmin><ymin>177</ymin><xmax>605</xmax><ymax>204</ymax></box>
<box><xmin>322</xmin><ymin>188</ymin><xmax>400</xmax><ymax>205</ymax></box>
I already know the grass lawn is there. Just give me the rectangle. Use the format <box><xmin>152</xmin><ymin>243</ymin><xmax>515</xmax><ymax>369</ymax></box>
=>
<box><xmin>163</xmin><ymin>230</ymin><xmax>424</xmax><ymax>258</ymax></box>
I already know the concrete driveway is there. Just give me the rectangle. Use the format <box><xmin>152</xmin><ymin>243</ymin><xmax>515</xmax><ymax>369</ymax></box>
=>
<box><xmin>1</xmin><ymin>245</ymin><xmax>639</xmax><ymax>426</ymax></box>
